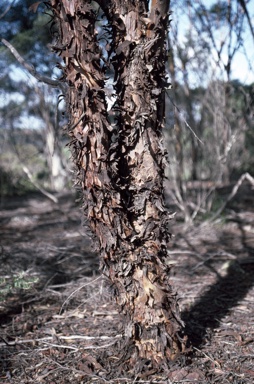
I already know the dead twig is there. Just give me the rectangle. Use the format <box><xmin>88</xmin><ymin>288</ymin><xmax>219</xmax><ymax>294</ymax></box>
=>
<box><xmin>0</xmin><ymin>334</ymin><xmax>121</xmax><ymax>348</ymax></box>
<box><xmin>209</xmin><ymin>172</ymin><xmax>254</xmax><ymax>222</ymax></box>
<box><xmin>59</xmin><ymin>274</ymin><xmax>103</xmax><ymax>314</ymax></box>
<box><xmin>193</xmin><ymin>347</ymin><xmax>221</xmax><ymax>368</ymax></box>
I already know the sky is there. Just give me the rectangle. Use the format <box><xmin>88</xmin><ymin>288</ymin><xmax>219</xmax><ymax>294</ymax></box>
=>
<box><xmin>169</xmin><ymin>0</ymin><xmax>254</xmax><ymax>86</ymax></box>
<box><xmin>2</xmin><ymin>0</ymin><xmax>254</xmax><ymax>118</ymax></box>
<box><xmin>3</xmin><ymin>0</ymin><xmax>254</xmax><ymax>87</ymax></box>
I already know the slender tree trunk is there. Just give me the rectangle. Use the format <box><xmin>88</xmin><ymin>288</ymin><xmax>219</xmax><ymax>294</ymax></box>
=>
<box><xmin>38</xmin><ymin>90</ymin><xmax>66</xmax><ymax>191</ymax></box>
<box><xmin>167</xmin><ymin>35</ymin><xmax>191</xmax><ymax>222</ymax></box>
<box><xmin>50</xmin><ymin>0</ymin><xmax>184</xmax><ymax>368</ymax></box>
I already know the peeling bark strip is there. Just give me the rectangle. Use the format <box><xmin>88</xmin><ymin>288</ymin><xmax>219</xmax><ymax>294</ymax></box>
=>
<box><xmin>50</xmin><ymin>0</ymin><xmax>184</xmax><ymax>367</ymax></box>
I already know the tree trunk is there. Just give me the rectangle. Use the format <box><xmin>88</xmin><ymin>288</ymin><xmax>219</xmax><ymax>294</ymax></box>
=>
<box><xmin>35</xmin><ymin>85</ymin><xmax>67</xmax><ymax>191</ymax></box>
<box><xmin>50</xmin><ymin>0</ymin><xmax>184</xmax><ymax>368</ymax></box>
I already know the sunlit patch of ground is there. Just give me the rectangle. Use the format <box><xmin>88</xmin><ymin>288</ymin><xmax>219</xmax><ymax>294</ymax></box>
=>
<box><xmin>0</xmin><ymin>186</ymin><xmax>253</xmax><ymax>383</ymax></box>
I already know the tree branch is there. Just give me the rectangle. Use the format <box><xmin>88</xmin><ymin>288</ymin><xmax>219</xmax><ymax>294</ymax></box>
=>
<box><xmin>0</xmin><ymin>0</ymin><xmax>16</xmax><ymax>20</ymax></box>
<box><xmin>22</xmin><ymin>166</ymin><xmax>58</xmax><ymax>204</ymax></box>
<box><xmin>210</xmin><ymin>172</ymin><xmax>254</xmax><ymax>222</ymax></box>
<box><xmin>1</xmin><ymin>38</ymin><xmax>65</xmax><ymax>91</ymax></box>
<box><xmin>238</xmin><ymin>0</ymin><xmax>254</xmax><ymax>42</ymax></box>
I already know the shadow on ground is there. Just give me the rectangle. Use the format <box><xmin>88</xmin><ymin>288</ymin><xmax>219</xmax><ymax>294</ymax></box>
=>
<box><xmin>182</xmin><ymin>255</ymin><xmax>254</xmax><ymax>347</ymax></box>
<box><xmin>0</xmin><ymin>187</ymin><xmax>254</xmax><ymax>383</ymax></box>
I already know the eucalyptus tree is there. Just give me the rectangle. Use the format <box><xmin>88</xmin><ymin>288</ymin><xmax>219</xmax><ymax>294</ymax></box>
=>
<box><xmin>49</xmin><ymin>0</ymin><xmax>184</xmax><ymax>368</ymax></box>
<box><xmin>0</xmin><ymin>0</ymin><xmax>67</xmax><ymax>191</ymax></box>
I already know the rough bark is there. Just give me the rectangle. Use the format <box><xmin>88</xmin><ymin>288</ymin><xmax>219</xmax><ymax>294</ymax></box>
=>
<box><xmin>50</xmin><ymin>0</ymin><xmax>184</xmax><ymax>369</ymax></box>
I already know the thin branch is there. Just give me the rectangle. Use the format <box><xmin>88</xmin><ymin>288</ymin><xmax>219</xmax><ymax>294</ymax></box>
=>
<box><xmin>166</xmin><ymin>91</ymin><xmax>204</xmax><ymax>144</ymax></box>
<box><xmin>0</xmin><ymin>0</ymin><xmax>16</xmax><ymax>20</ymax></box>
<box><xmin>0</xmin><ymin>334</ymin><xmax>121</xmax><ymax>348</ymax></box>
<box><xmin>193</xmin><ymin>347</ymin><xmax>221</xmax><ymax>368</ymax></box>
<box><xmin>40</xmin><ymin>342</ymin><xmax>78</xmax><ymax>351</ymax></box>
<box><xmin>7</xmin><ymin>122</ymin><xmax>59</xmax><ymax>203</ymax></box>
<box><xmin>1</xmin><ymin>38</ymin><xmax>64</xmax><ymax>90</ymax></box>
<box><xmin>238</xmin><ymin>0</ymin><xmax>254</xmax><ymax>42</ymax></box>
<box><xmin>209</xmin><ymin>172</ymin><xmax>254</xmax><ymax>222</ymax></box>
<box><xmin>22</xmin><ymin>166</ymin><xmax>58</xmax><ymax>204</ymax></box>
<box><xmin>60</xmin><ymin>274</ymin><xmax>103</xmax><ymax>314</ymax></box>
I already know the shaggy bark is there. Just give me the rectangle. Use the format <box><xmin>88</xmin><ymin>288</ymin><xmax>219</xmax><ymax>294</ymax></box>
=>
<box><xmin>50</xmin><ymin>0</ymin><xmax>184</xmax><ymax>368</ymax></box>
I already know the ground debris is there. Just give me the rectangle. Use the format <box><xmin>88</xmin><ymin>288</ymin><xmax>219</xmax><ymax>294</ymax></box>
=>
<box><xmin>0</xmin><ymin>190</ymin><xmax>254</xmax><ymax>383</ymax></box>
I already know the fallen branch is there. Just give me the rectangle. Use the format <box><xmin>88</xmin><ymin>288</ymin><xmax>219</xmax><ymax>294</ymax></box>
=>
<box><xmin>0</xmin><ymin>334</ymin><xmax>121</xmax><ymax>348</ymax></box>
<box><xmin>22</xmin><ymin>166</ymin><xmax>58</xmax><ymax>204</ymax></box>
<box><xmin>59</xmin><ymin>274</ymin><xmax>103</xmax><ymax>314</ymax></box>
<box><xmin>210</xmin><ymin>172</ymin><xmax>254</xmax><ymax>222</ymax></box>
<box><xmin>193</xmin><ymin>347</ymin><xmax>221</xmax><ymax>368</ymax></box>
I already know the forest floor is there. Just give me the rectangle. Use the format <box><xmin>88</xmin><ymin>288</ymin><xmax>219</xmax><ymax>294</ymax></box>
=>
<box><xmin>0</xmin><ymin>182</ymin><xmax>254</xmax><ymax>384</ymax></box>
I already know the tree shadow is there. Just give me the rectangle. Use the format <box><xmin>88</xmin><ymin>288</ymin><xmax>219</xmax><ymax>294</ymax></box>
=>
<box><xmin>181</xmin><ymin>229</ymin><xmax>254</xmax><ymax>348</ymax></box>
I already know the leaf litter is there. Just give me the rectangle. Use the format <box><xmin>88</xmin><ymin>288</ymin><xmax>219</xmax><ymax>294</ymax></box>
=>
<box><xmin>0</xmin><ymin>184</ymin><xmax>253</xmax><ymax>383</ymax></box>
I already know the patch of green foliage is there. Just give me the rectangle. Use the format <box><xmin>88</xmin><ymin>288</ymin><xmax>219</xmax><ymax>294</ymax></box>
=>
<box><xmin>0</xmin><ymin>271</ymin><xmax>39</xmax><ymax>302</ymax></box>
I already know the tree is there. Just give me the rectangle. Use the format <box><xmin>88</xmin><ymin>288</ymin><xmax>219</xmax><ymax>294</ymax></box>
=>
<box><xmin>0</xmin><ymin>0</ymin><xmax>54</xmax><ymax>70</ymax></box>
<box><xmin>49</xmin><ymin>0</ymin><xmax>184</xmax><ymax>369</ymax></box>
<box><xmin>163</xmin><ymin>0</ymin><xmax>254</xmax><ymax>223</ymax></box>
<box><xmin>0</xmin><ymin>0</ymin><xmax>68</xmax><ymax>192</ymax></box>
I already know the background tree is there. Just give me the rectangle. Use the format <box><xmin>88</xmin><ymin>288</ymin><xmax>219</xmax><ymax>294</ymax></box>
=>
<box><xmin>0</xmin><ymin>0</ymin><xmax>68</xmax><ymax>194</ymax></box>
<box><xmin>165</xmin><ymin>0</ymin><xmax>254</xmax><ymax>222</ymax></box>
<box><xmin>1</xmin><ymin>0</ymin><xmax>253</xmax><ymax>205</ymax></box>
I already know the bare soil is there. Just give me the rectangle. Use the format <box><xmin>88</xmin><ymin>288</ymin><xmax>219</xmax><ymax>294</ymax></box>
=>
<box><xmin>0</xmin><ymin>184</ymin><xmax>254</xmax><ymax>383</ymax></box>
